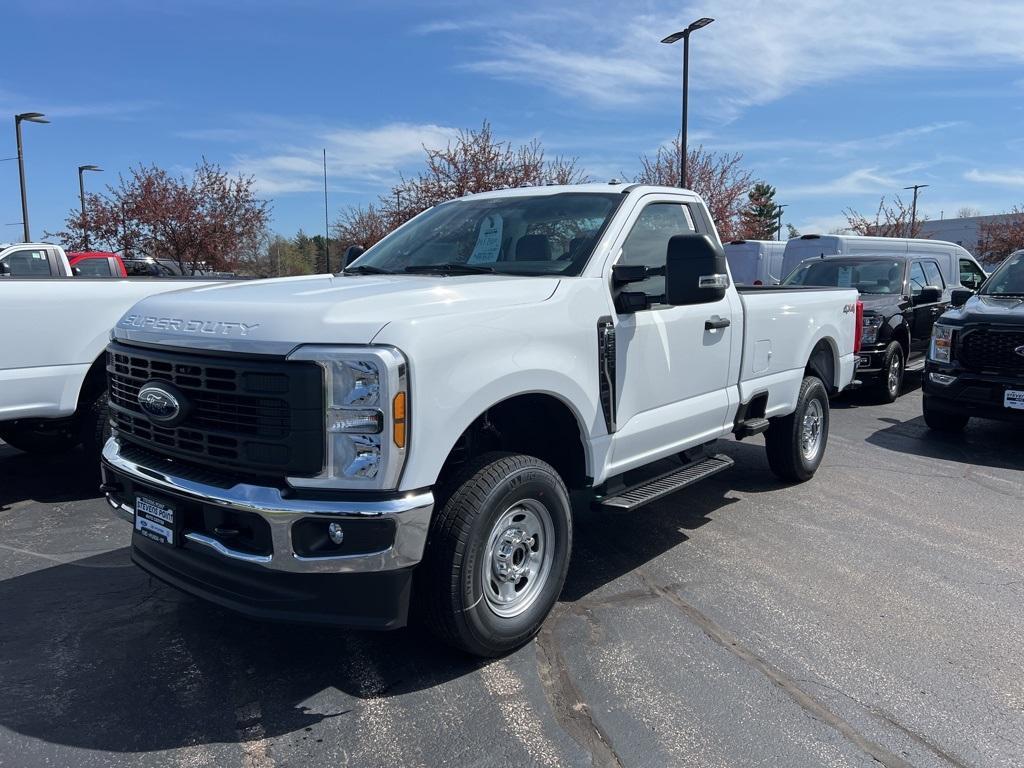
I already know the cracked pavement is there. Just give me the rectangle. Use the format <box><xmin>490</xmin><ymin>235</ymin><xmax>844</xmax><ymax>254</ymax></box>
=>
<box><xmin>1</xmin><ymin>379</ymin><xmax>1022</xmax><ymax>768</ymax></box>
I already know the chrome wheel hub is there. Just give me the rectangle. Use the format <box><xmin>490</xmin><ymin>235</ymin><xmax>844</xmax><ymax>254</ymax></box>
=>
<box><xmin>801</xmin><ymin>398</ymin><xmax>824</xmax><ymax>461</ymax></box>
<box><xmin>482</xmin><ymin>499</ymin><xmax>554</xmax><ymax>618</ymax></box>
<box><xmin>888</xmin><ymin>355</ymin><xmax>902</xmax><ymax>393</ymax></box>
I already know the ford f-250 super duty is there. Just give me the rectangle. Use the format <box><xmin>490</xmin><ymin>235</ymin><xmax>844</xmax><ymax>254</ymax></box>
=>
<box><xmin>101</xmin><ymin>184</ymin><xmax>859</xmax><ymax>656</ymax></box>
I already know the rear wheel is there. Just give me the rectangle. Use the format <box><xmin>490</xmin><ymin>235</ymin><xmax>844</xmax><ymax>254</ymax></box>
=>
<box><xmin>923</xmin><ymin>397</ymin><xmax>969</xmax><ymax>433</ymax></box>
<box><xmin>0</xmin><ymin>420</ymin><xmax>80</xmax><ymax>455</ymax></box>
<box><xmin>418</xmin><ymin>452</ymin><xmax>572</xmax><ymax>657</ymax></box>
<box><xmin>870</xmin><ymin>342</ymin><xmax>904</xmax><ymax>404</ymax></box>
<box><xmin>765</xmin><ymin>376</ymin><xmax>830</xmax><ymax>483</ymax></box>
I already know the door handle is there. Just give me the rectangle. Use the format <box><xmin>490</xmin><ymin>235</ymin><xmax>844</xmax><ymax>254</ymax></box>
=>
<box><xmin>705</xmin><ymin>316</ymin><xmax>731</xmax><ymax>331</ymax></box>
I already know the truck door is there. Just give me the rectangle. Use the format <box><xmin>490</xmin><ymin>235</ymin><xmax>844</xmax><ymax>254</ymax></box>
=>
<box><xmin>608</xmin><ymin>198</ymin><xmax>735</xmax><ymax>472</ymax></box>
<box><xmin>909</xmin><ymin>260</ymin><xmax>946</xmax><ymax>356</ymax></box>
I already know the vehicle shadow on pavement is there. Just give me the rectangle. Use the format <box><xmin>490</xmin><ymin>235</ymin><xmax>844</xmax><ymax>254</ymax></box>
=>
<box><xmin>866</xmin><ymin>414</ymin><xmax>1024</xmax><ymax>471</ymax></box>
<box><xmin>830</xmin><ymin>371</ymin><xmax>923</xmax><ymax>410</ymax></box>
<box><xmin>0</xmin><ymin>444</ymin><xmax>102</xmax><ymax>510</ymax></box>
<box><xmin>0</xmin><ymin>442</ymin><xmax>784</xmax><ymax>754</ymax></box>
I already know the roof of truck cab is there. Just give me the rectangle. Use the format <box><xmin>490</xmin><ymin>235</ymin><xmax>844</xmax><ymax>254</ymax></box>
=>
<box><xmin>459</xmin><ymin>183</ymin><xmax>701</xmax><ymax>201</ymax></box>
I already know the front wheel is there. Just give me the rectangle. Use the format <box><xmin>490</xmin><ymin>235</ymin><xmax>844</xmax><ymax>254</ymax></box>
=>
<box><xmin>922</xmin><ymin>397</ymin><xmax>969</xmax><ymax>433</ymax></box>
<box><xmin>765</xmin><ymin>376</ymin><xmax>830</xmax><ymax>483</ymax></box>
<box><xmin>870</xmin><ymin>342</ymin><xmax>905</xmax><ymax>404</ymax></box>
<box><xmin>0</xmin><ymin>420</ymin><xmax>80</xmax><ymax>455</ymax></box>
<box><xmin>418</xmin><ymin>452</ymin><xmax>572</xmax><ymax>657</ymax></box>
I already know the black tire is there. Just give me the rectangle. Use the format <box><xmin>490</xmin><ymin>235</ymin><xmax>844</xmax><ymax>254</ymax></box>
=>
<box><xmin>922</xmin><ymin>397</ymin><xmax>969</xmax><ymax>433</ymax></box>
<box><xmin>765</xmin><ymin>376</ymin><xmax>830</xmax><ymax>483</ymax></box>
<box><xmin>869</xmin><ymin>342</ymin><xmax>904</xmax><ymax>404</ymax></box>
<box><xmin>79</xmin><ymin>387</ymin><xmax>112</xmax><ymax>465</ymax></box>
<box><xmin>0</xmin><ymin>420</ymin><xmax>79</xmax><ymax>455</ymax></box>
<box><xmin>418</xmin><ymin>452</ymin><xmax>572</xmax><ymax>657</ymax></box>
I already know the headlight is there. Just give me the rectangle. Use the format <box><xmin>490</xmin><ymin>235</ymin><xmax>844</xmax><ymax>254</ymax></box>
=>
<box><xmin>286</xmin><ymin>346</ymin><xmax>408</xmax><ymax>490</ymax></box>
<box><xmin>929</xmin><ymin>324</ymin><xmax>955</xmax><ymax>364</ymax></box>
<box><xmin>861</xmin><ymin>315</ymin><xmax>884</xmax><ymax>345</ymax></box>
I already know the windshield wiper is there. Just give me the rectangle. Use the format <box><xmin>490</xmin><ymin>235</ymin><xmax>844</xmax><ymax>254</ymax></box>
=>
<box><xmin>403</xmin><ymin>263</ymin><xmax>495</xmax><ymax>275</ymax></box>
<box><xmin>342</xmin><ymin>265</ymin><xmax>394</xmax><ymax>275</ymax></box>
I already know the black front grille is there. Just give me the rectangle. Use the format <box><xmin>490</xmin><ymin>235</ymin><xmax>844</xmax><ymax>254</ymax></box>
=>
<box><xmin>958</xmin><ymin>328</ymin><xmax>1024</xmax><ymax>374</ymax></box>
<box><xmin>107</xmin><ymin>342</ymin><xmax>325</xmax><ymax>478</ymax></box>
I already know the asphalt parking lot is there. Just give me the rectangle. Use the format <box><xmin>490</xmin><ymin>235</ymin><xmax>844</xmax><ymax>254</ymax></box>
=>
<box><xmin>1</xmin><ymin>377</ymin><xmax>1021</xmax><ymax>768</ymax></box>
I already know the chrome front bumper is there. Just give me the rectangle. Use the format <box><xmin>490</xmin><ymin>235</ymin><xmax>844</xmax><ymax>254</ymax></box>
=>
<box><xmin>101</xmin><ymin>437</ymin><xmax>434</xmax><ymax>574</ymax></box>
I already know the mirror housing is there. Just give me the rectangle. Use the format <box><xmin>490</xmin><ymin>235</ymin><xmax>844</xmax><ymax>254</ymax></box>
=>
<box><xmin>914</xmin><ymin>286</ymin><xmax>943</xmax><ymax>305</ymax></box>
<box><xmin>664</xmin><ymin>234</ymin><xmax>730</xmax><ymax>306</ymax></box>
<box><xmin>950</xmin><ymin>288</ymin><xmax>973</xmax><ymax>308</ymax></box>
<box><xmin>612</xmin><ymin>263</ymin><xmax>651</xmax><ymax>285</ymax></box>
<box><xmin>343</xmin><ymin>245</ymin><xmax>365</xmax><ymax>268</ymax></box>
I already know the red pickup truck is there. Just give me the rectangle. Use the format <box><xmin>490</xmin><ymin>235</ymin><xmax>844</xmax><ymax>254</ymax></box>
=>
<box><xmin>67</xmin><ymin>251</ymin><xmax>127</xmax><ymax>278</ymax></box>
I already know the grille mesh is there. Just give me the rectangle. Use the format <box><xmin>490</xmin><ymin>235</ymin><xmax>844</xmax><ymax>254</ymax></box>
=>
<box><xmin>107</xmin><ymin>343</ymin><xmax>324</xmax><ymax>478</ymax></box>
<box><xmin>959</xmin><ymin>329</ymin><xmax>1024</xmax><ymax>373</ymax></box>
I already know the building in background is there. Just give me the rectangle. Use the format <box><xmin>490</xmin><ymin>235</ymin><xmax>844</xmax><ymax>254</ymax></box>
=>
<box><xmin>916</xmin><ymin>213</ymin><xmax>1019</xmax><ymax>254</ymax></box>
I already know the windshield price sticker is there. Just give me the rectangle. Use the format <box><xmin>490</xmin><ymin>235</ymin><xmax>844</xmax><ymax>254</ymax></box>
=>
<box><xmin>1004</xmin><ymin>390</ymin><xmax>1024</xmax><ymax>410</ymax></box>
<box><xmin>468</xmin><ymin>214</ymin><xmax>503</xmax><ymax>264</ymax></box>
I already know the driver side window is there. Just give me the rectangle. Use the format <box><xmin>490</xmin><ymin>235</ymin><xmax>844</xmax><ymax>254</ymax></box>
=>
<box><xmin>909</xmin><ymin>262</ymin><xmax>927</xmax><ymax>296</ymax></box>
<box><xmin>618</xmin><ymin>203</ymin><xmax>694</xmax><ymax>300</ymax></box>
<box><xmin>959</xmin><ymin>258</ymin><xmax>985</xmax><ymax>290</ymax></box>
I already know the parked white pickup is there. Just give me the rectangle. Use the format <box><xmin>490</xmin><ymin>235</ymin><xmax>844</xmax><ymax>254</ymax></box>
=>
<box><xmin>101</xmin><ymin>183</ymin><xmax>859</xmax><ymax>656</ymax></box>
<box><xmin>0</xmin><ymin>273</ymin><xmax>222</xmax><ymax>457</ymax></box>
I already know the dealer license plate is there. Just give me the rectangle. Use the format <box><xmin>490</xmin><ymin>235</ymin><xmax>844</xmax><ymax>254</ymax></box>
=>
<box><xmin>135</xmin><ymin>495</ymin><xmax>176</xmax><ymax>545</ymax></box>
<box><xmin>1004</xmin><ymin>390</ymin><xmax>1024</xmax><ymax>411</ymax></box>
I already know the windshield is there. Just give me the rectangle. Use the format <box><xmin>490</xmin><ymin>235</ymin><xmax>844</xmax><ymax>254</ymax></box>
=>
<box><xmin>347</xmin><ymin>192</ymin><xmax>622</xmax><ymax>276</ymax></box>
<box><xmin>784</xmin><ymin>258</ymin><xmax>904</xmax><ymax>294</ymax></box>
<box><xmin>982</xmin><ymin>250</ymin><xmax>1024</xmax><ymax>296</ymax></box>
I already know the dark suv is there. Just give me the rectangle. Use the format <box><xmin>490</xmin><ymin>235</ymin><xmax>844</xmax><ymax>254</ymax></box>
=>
<box><xmin>784</xmin><ymin>254</ymin><xmax>952</xmax><ymax>402</ymax></box>
<box><xmin>923</xmin><ymin>250</ymin><xmax>1024</xmax><ymax>431</ymax></box>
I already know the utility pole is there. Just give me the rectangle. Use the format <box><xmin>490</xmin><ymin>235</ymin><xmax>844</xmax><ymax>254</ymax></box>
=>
<box><xmin>661</xmin><ymin>18</ymin><xmax>714</xmax><ymax>189</ymax></box>
<box><xmin>776</xmin><ymin>204</ymin><xmax>787</xmax><ymax>241</ymax></box>
<box><xmin>78</xmin><ymin>165</ymin><xmax>102</xmax><ymax>250</ymax></box>
<box><xmin>323</xmin><ymin>148</ymin><xmax>331</xmax><ymax>272</ymax></box>
<box><xmin>14</xmin><ymin>112</ymin><xmax>49</xmax><ymax>242</ymax></box>
<box><xmin>903</xmin><ymin>184</ymin><xmax>929</xmax><ymax>237</ymax></box>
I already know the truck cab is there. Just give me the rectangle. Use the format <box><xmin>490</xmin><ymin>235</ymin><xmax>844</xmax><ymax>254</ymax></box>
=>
<box><xmin>100</xmin><ymin>184</ymin><xmax>858</xmax><ymax>656</ymax></box>
<box><xmin>0</xmin><ymin>243</ymin><xmax>71</xmax><ymax>277</ymax></box>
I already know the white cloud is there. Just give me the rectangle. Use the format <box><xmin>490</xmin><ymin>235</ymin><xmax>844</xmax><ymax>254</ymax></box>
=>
<box><xmin>231</xmin><ymin>121</ymin><xmax>460</xmax><ymax>196</ymax></box>
<box><xmin>431</xmin><ymin>1</ymin><xmax>1024</xmax><ymax>115</ymax></box>
<box><xmin>964</xmin><ymin>168</ymin><xmax>1024</xmax><ymax>186</ymax></box>
<box><xmin>788</xmin><ymin>167</ymin><xmax>901</xmax><ymax>197</ymax></box>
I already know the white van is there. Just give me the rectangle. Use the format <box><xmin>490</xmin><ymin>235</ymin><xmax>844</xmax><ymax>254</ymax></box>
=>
<box><xmin>723</xmin><ymin>240</ymin><xmax>787</xmax><ymax>285</ymax></box>
<box><xmin>781</xmin><ymin>235</ymin><xmax>987</xmax><ymax>290</ymax></box>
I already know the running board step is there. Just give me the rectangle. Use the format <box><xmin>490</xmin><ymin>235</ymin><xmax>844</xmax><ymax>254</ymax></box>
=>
<box><xmin>905</xmin><ymin>358</ymin><xmax>926</xmax><ymax>373</ymax></box>
<box><xmin>595</xmin><ymin>454</ymin><xmax>735</xmax><ymax>512</ymax></box>
<box><xmin>734</xmin><ymin>417</ymin><xmax>770</xmax><ymax>439</ymax></box>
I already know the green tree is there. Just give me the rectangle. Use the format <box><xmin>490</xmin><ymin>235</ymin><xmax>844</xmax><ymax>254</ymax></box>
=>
<box><xmin>786</xmin><ymin>223</ymin><xmax>801</xmax><ymax>239</ymax></box>
<box><xmin>739</xmin><ymin>182</ymin><xmax>783</xmax><ymax>240</ymax></box>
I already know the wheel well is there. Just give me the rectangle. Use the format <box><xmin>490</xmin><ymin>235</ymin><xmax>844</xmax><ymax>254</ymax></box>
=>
<box><xmin>78</xmin><ymin>353</ymin><xmax>108</xmax><ymax>409</ymax></box>
<box><xmin>438</xmin><ymin>394</ymin><xmax>587</xmax><ymax>490</ymax></box>
<box><xmin>893</xmin><ymin>325</ymin><xmax>910</xmax><ymax>359</ymax></box>
<box><xmin>806</xmin><ymin>339</ymin><xmax>836</xmax><ymax>393</ymax></box>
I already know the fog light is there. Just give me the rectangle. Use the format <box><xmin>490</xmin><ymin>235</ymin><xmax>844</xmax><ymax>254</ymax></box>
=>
<box><xmin>929</xmin><ymin>372</ymin><xmax>957</xmax><ymax>386</ymax></box>
<box><xmin>328</xmin><ymin>522</ymin><xmax>345</xmax><ymax>545</ymax></box>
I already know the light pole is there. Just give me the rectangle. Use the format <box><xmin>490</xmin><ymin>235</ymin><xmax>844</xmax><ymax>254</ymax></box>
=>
<box><xmin>323</xmin><ymin>148</ymin><xmax>331</xmax><ymax>273</ymax></box>
<box><xmin>78</xmin><ymin>164</ymin><xmax>102</xmax><ymax>250</ymax></box>
<box><xmin>903</xmin><ymin>184</ymin><xmax>929</xmax><ymax>237</ymax></box>
<box><xmin>15</xmin><ymin>112</ymin><xmax>49</xmax><ymax>242</ymax></box>
<box><xmin>776</xmin><ymin>204</ymin><xmax>788</xmax><ymax>241</ymax></box>
<box><xmin>661</xmin><ymin>17</ymin><xmax>714</xmax><ymax>189</ymax></box>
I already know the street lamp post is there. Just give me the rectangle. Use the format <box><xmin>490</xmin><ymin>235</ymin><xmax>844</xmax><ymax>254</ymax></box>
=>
<box><xmin>776</xmin><ymin>204</ymin><xmax>788</xmax><ymax>241</ymax></box>
<box><xmin>661</xmin><ymin>17</ymin><xmax>714</xmax><ymax>189</ymax></box>
<box><xmin>15</xmin><ymin>112</ymin><xmax>49</xmax><ymax>242</ymax></box>
<box><xmin>78</xmin><ymin>164</ymin><xmax>102</xmax><ymax>250</ymax></box>
<box><xmin>903</xmin><ymin>184</ymin><xmax>929</xmax><ymax>237</ymax></box>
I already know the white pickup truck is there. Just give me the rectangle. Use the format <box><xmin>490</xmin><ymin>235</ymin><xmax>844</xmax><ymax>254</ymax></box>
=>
<box><xmin>100</xmin><ymin>184</ymin><xmax>859</xmax><ymax>656</ymax></box>
<box><xmin>0</xmin><ymin>266</ymin><xmax>222</xmax><ymax>457</ymax></box>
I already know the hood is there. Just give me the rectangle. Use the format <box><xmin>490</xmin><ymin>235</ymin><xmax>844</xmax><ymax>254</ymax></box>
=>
<box><xmin>942</xmin><ymin>293</ymin><xmax>1024</xmax><ymax>326</ymax></box>
<box><xmin>113</xmin><ymin>273</ymin><xmax>560</xmax><ymax>354</ymax></box>
<box><xmin>858</xmin><ymin>293</ymin><xmax>906</xmax><ymax>315</ymax></box>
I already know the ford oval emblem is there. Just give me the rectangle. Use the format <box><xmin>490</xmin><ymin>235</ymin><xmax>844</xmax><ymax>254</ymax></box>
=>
<box><xmin>137</xmin><ymin>382</ymin><xmax>186</xmax><ymax>425</ymax></box>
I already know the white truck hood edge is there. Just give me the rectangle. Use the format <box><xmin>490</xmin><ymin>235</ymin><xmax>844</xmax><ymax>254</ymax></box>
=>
<box><xmin>112</xmin><ymin>272</ymin><xmax>561</xmax><ymax>354</ymax></box>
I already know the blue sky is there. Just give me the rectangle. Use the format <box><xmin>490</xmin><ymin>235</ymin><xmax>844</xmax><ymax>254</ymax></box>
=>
<box><xmin>3</xmin><ymin>0</ymin><xmax>1024</xmax><ymax>243</ymax></box>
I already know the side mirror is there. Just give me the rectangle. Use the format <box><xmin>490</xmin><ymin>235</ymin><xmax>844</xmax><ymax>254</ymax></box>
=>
<box><xmin>664</xmin><ymin>234</ymin><xmax>730</xmax><ymax>306</ymax></box>
<box><xmin>950</xmin><ymin>288</ymin><xmax>973</xmax><ymax>308</ymax></box>
<box><xmin>914</xmin><ymin>286</ymin><xmax>943</xmax><ymax>305</ymax></box>
<box><xmin>71</xmin><ymin>265</ymin><xmax>82</xmax><ymax>276</ymax></box>
<box><xmin>0</xmin><ymin>260</ymin><xmax>8</xmax><ymax>276</ymax></box>
<box><xmin>343</xmin><ymin>245</ymin><xmax>365</xmax><ymax>268</ymax></box>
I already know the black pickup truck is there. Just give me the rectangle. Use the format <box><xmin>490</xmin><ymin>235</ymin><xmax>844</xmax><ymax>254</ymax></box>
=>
<box><xmin>923</xmin><ymin>250</ymin><xmax>1024</xmax><ymax>431</ymax></box>
<box><xmin>784</xmin><ymin>253</ymin><xmax>953</xmax><ymax>402</ymax></box>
